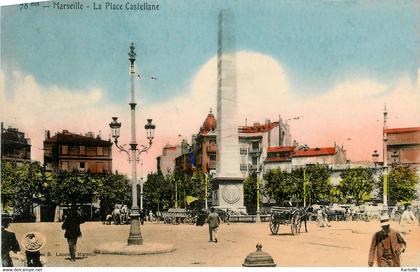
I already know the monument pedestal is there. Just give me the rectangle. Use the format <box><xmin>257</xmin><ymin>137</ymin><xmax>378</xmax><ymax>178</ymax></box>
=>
<box><xmin>212</xmin><ymin>177</ymin><xmax>246</xmax><ymax>213</ymax></box>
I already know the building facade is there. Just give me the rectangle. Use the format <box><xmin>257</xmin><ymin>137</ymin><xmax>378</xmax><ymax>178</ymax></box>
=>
<box><xmin>1</xmin><ymin>122</ymin><xmax>31</xmax><ymax>164</ymax></box>
<box><xmin>264</xmin><ymin>144</ymin><xmax>347</xmax><ymax>172</ymax></box>
<box><xmin>191</xmin><ymin>110</ymin><xmax>292</xmax><ymax>178</ymax></box>
<box><xmin>385</xmin><ymin>127</ymin><xmax>420</xmax><ymax>168</ymax></box>
<box><xmin>156</xmin><ymin>143</ymin><xmax>184</xmax><ymax>175</ymax></box>
<box><xmin>43</xmin><ymin>130</ymin><xmax>112</xmax><ymax>173</ymax></box>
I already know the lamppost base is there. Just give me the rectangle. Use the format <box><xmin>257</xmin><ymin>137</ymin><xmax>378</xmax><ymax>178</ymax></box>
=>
<box><xmin>128</xmin><ymin>209</ymin><xmax>143</xmax><ymax>245</ymax></box>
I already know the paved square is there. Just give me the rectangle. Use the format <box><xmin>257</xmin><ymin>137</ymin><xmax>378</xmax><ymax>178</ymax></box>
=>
<box><xmin>8</xmin><ymin>220</ymin><xmax>420</xmax><ymax>267</ymax></box>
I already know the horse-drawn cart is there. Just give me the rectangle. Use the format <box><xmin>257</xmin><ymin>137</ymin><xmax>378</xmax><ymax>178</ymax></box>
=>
<box><xmin>269</xmin><ymin>206</ymin><xmax>308</xmax><ymax>235</ymax></box>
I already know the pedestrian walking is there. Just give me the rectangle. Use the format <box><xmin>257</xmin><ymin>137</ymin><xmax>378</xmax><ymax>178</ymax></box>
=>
<box><xmin>61</xmin><ymin>208</ymin><xmax>85</xmax><ymax>262</ymax></box>
<box><xmin>400</xmin><ymin>205</ymin><xmax>416</xmax><ymax>234</ymax></box>
<box><xmin>112</xmin><ymin>204</ymin><xmax>121</xmax><ymax>225</ymax></box>
<box><xmin>1</xmin><ymin>213</ymin><xmax>21</xmax><ymax>267</ymax></box>
<box><xmin>317</xmin><ymin>206</ymin><xmax>331</xmax><ymax>227</ymax></box>
<box><xmin>226</xmin><ymin>209</ymin><xmax>231</xmax><ymax>225</ymax></box>
<box><xmin>368</xmin><ymin>214</ymin><xmax>406</xmax><ymax>267</ymax></box>
<box><xmin>206</xmin><ymin>207</ymin><xmax>221</xmax><ymax>243</ymax></box>
<box><xmin>21</xmin><ymin>232</ymin><xmax>47</xmax><ymax>267</ymax></box>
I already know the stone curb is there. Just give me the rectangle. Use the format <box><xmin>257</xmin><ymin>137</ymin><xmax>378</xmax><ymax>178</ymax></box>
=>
<box><xmin>94</xmin><ymin>242</ymin><xmax>176</xmax><ymax>255</ymax></box>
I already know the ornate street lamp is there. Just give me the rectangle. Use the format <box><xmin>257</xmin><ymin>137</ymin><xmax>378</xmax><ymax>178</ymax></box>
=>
<box><xmin>109</xmin><ymin>43</ymin><xmax>156</xmax><ymax>246</ymax></box>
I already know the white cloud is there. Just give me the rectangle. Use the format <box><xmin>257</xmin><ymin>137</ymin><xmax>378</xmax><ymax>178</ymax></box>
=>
<box><xmin>1</xmin><ymin>55</ymin><xmax>419</xmax><ymax>176</ymax></box>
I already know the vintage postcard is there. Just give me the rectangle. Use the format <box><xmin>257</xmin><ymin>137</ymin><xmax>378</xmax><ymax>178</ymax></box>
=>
<box><xmin>1</xmin><ymin>0</ymin><xmax>419</xmax><ymax>270</ymax></box>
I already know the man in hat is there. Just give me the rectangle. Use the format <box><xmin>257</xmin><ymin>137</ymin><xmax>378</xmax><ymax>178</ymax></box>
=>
<box><xmin>1</xmin><ymin>213</ymin><xmax>21</xmax><ymax>267</ymax></box>
<box><xmin>206</xmin><ymin>207</ymin><xmax>221</xmax><ymax>243</ymax></box>
<box><xmin>61</xmin><ymin>208</ymin><xmax>85</xmax><ymax>262</ymax></box>
<box><xmin>368</xmin><ymin>214</ymin><xmax>406</xmax><ymax>267</ymax></box>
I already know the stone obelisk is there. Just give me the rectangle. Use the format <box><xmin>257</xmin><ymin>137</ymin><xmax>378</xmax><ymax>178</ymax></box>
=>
<box><xmin>212</xmin><ymin>9</ymin><xmax>245</xmax><ymax>212</ymax></box>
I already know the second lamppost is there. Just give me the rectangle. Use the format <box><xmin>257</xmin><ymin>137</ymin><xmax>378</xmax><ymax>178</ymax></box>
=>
<box><xmin>109</xmin><ymin>43</ymin><xmax>156</xmax><ymax>246</ymax></box>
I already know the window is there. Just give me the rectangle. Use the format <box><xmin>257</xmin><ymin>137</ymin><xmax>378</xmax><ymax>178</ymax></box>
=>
<box><xmin>252</xmin><ymin>157</ymin><xmax>258</xmax><ymax>165</ymax></box>
<box><xmin>209</xmin><ymin>154</ymin><xmax>216</xmax><ymax>161</ymax></box>
<box><xmin>103</xmin><ymin>147</ymin><xmax>108</xmax><ymax>156</ymax></box>
<box><xmin>44</xmin><ymin>146</ymin><xmax>52</xmax><ymax>156</ymax></box>
<box><xmin>61</xmin><ymin>161</ymin><xmax>69</xmax><ymax>171</ymax></box>
<box><xmin>80</xmin><ymin>162</ymin><xmax>85</xmax><ymax>169</ymax></box>
<box><xmin>97</xmin><ymin>147</ymin><xmax>103</xmax><ymax>156</ymax></box>
<box><xmin>80</xmin><ymin>146</ymin><xmax>85</xmax><ymax>155</ymax></box>
<box><xmin>61</xmin><ymin>145</ymin><xmax>68</xmax><ymax>155</ymax></box>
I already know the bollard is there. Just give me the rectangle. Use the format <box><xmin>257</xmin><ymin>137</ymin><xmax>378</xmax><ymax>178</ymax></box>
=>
<box><xmin>242</xmin><ymin>243</ymin><xmax>276</xmax><ymax>267</ymax></box>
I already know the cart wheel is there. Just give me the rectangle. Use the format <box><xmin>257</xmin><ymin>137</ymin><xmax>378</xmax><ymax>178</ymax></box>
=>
<box><xmin>291</xmin><ymin>214</ymin><xmax>300</xmax><ymax>235</ymax></box>
<box><xmin>270</xmin><ymin>220</ymin><xmax>279</xmax><ymax>234</ymax></box>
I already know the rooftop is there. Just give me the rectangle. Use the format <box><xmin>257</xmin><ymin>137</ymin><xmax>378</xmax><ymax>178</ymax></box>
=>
<box><xmin>44</xmin><ymin>130</ymin><xmax>111</xmax><ymax>147</ymax></box>
<box><xmin>384</xmin><ymin>127</ymin><xmax>420</xmax><ymax>134</ymax></box>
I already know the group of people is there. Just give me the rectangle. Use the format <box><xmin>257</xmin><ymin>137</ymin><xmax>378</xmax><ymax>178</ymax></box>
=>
<box><xmin>2</xmin><ymin>207</ymin><xmax>85</xmax><ymax>267</ymax></box>
<box><xmin>2</xmin><ymin>203</ymin><xmax>418</xmax><ymax>267</ymax></box>
<box><xmin>105</xmin><ymin>204</ymin><xmax>130</xmax><ymax>225</ymax></box>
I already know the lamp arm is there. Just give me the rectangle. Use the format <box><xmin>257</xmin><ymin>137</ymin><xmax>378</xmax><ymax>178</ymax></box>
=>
<box><xmin>137</xmin><ymin>143</ymin><xmax>152</xmax><ymax>156</ymax></box>
<box><xmin>114</xmin><ymin>141</ymin><xmax>130</xmax><ymax>157</ymax></box>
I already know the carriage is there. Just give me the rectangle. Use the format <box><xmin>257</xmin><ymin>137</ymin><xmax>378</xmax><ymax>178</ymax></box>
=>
<box><xmin>162</xmin><ymin>208</ymin><xmax>195</xmax><ymax>224</ymax></box>
<box><xmin>269</xmin><ymin>206</ymin><xmax>308</xmax><ymax>235</ymax></box>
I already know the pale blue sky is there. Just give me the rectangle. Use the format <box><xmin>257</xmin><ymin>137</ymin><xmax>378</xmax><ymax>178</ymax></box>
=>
<box><xmin>2</xmin><ymin>0</ymin><xmax>418</xmax><ymax>104</ymax></box>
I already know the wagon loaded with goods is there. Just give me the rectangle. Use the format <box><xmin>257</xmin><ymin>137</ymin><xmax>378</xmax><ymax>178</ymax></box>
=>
<box><xmin>162</xmin><ymin>208</ymin><xmax>195</xmax><ymax>224</ymax></box>
<box><xmin>269</xmin><ymin>206</ymin><xmax>308</xmax><ymax>235</ymax></box>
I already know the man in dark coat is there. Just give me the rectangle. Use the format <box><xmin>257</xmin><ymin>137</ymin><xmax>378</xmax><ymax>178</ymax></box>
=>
<box><xmin>206</xmin><ymin>207</ymin><xmax>221</xmax><ymax>243</ymax></box>
<box><xmin>61</xmin><ymin>208</ymin><xmax>85</xmax><ymax>262</ymax></box>
<box><xmin>368</xmin><ymin>214</ymin><xmax>406</xmax><ymax>267</ymax></box>
<box><xmin>1</xmin><ymin>213</ymin><xmax>21</xmax><ymax>267</ymax></box>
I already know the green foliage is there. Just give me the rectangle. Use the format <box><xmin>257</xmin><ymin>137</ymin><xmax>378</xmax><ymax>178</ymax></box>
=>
<box><xmin>244</xmin><ymin>171</ymin><xmax>258</xmax><ymax>213</ymax></box>
<box><xmin>378</xmin><ymin>165</ymin><xmax>419</xmax><ymax>206</ymax></box>
<box><xmin>1</xmin><ymin>161</ymin><xmax>131</xmax><ymax>219</ymax></box>
<box><xmin>1</xmin><ymin>161</ymin><xmax>54</xmax><ymax>216</ymax></box>
<box><xmin>143</xmin><ymin>170</ymin><xmax>210</xmax><ymax>212</ymax></box>
<box><xmin>264</xmin><ymin>164</ymin><xmax>332</xmax><ymax>205</ymax></box>
<box><xmin>143</xmin><ymin>173</ymin><xmax>174</xmax><ymax>211</ymax></box>
<box><xmin>95</xmin><ymin>173</ymin><xmax>130</xmax><ymax>215</ymax></box>
<box><xmin>338</xmin><ymin>167</ymin><xmax>375</xmax><ymax>205</ymax></box>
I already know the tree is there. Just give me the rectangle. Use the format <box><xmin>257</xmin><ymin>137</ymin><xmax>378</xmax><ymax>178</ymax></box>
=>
<box><xmin>338</xmin><ymin>167</ymin><xmax>376</xmax><ymax>205</ymax></box>
<box><xmin>264</xmin><ymin>168</ymin><xmax>300</xmax><ymax>205</ymax></box>
<box><xmin>143</xmin><ymin>173</ymin><xmax>174</xmax><ymax>212</ymax></box>
<box><xmin>95</xmin><ymin>173</ymin><xmax>130</xmax><ymax>217</ymax></box>
<box><xmin>378</xmin><ymin>165</ymin><xmax>419</xmax><ymax>206</ymax></box>
<box><xmin>244</xmin><ymin>171</ymin><xmax>258</xmax><ymax>213</ymax></box>
<box><xmin>300</xmin><ymin>164</ymin><xmax>332</xmax><ymax>205</ymax></box>
<box><xmin>1</xmin><ymin>161</ymin><xmax>54</xmax><ymax>219</ymax></box>
<box><xmin>264</xmin><ymin>164</ymin><xmax>332</xmax><ymax>206</ymax></box>
<box><xmin>51</xmin><ymin>170</ymin><xmax>98</xmax><ymax>206</ymax></box>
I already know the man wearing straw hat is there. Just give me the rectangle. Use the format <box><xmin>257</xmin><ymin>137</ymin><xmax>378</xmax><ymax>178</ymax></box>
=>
<box><xmin>368</xmin><ymin>214</ymin><xmax>406</xmax><ymax>267</ymax></box>
<box><xmin>1</xmin><ymin>213</ymin><xmax>21</xmax><ymax>267</ymax></box>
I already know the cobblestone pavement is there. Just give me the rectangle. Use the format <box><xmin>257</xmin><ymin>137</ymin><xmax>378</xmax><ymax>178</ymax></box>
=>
<box><xmin>8</xmin><ymin>220</ymin><xmax>420</xmax><ymax>267</ymax></box>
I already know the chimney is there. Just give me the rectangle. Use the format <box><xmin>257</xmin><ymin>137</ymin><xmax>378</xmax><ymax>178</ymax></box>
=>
<box><xmin>45</xmin><ymin>130</ymin><xmax>50</xmax><ymax>139</ymax></box>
